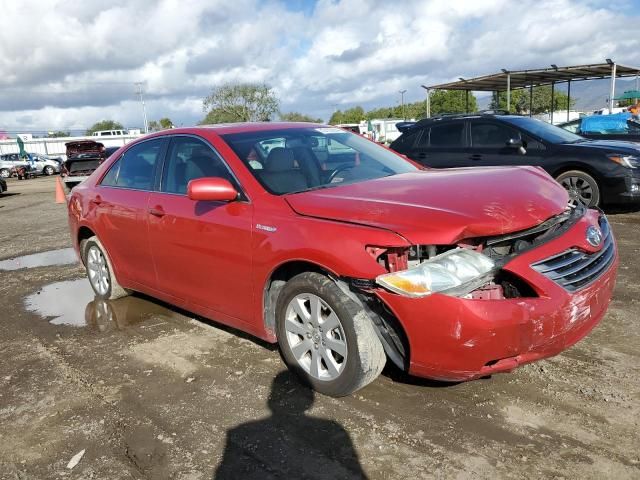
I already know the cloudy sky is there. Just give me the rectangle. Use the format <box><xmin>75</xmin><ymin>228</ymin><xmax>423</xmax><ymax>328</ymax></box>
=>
<box><xmin>0</xmin><ymin>0</ymin><xmax>639</xmax><ymax>133</ymax></box>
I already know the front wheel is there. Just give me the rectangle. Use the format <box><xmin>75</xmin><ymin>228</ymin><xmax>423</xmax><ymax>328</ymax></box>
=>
<box><xmin>0</xmin><ymin>169</ymin><xmax>9</xmax><ymax>178</ymax></box>
<box><xmin>556</xmin><ymin>170</ymin><xmax>600</xmax><ymax>207</ymax></box>
<box><xmin>82</xmin><ymin>236</ymin><xmax>130</xmax><ymax>300</ymax></box>
<box><xmin>44</xmin><ymin>166</ymin><xmax>55</xmax><ymax>175</ymax></box>
<box><xmin>275</xmin><ymin>272</ymin><xmax>386</xmax><ymax>397</ymax></box>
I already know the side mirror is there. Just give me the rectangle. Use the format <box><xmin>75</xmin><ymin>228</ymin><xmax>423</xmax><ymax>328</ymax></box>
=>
<box><xmin>187</xmin><ymin>177</ymin><xmax>238</xmax><ymax>202</ymax></box>
<box><xmin>506</xmin><ymin>138</ymin><xmax>527</xmax><ymax>155</ymax></box>
<box><xmin>506</xmin><ymin>138</ymin><xmax>523</xmax><ymax>148</ymax></box>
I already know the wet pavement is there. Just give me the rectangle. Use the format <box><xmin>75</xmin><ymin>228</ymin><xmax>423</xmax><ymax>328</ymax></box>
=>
<box><xmin>1</xmin><ymin>177</ymin><xmax>639</xmax><ymax>479</ymax></box>
<box><xmin>0</xmin><ymin>247</ymin><xmax>77</xmax><ymax>271</ymax></box>
<box><xmin>24</xmin><ymin>278</ymin><xmax>178</xmax><ymax>329</ymax></box>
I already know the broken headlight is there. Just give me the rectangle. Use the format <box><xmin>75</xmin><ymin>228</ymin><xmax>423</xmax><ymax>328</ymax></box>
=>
<box><xmin>376</xmin><ymin>248</ymin><xmax>495</xmax><ymax>298</ymax></box>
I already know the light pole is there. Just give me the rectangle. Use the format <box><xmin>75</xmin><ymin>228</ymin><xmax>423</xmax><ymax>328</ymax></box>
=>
<box><xmin>135</xmin><ymin>82</ymin><xmax>149</xmax><ymax>134</ymax></box>
<box><xmin>399</xmin><ymin>89</ymin><xmax>407</xmax><ymax>120</ymax></box>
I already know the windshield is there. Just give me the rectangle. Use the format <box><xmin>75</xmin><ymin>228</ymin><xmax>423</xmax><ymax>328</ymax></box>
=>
<box><xmin>220</xmin><ymin>127</ymin><xmax>418</xmax><ymax>195</ymax></box>
<box><xmin>501</xmin><ymin>116</ymin><xmax>584</xmax><ymax>144</ymax></box>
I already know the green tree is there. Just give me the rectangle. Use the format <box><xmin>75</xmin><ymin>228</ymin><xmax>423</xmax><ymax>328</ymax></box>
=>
<box><xmin>201</xmin><ymin>83</ymin><xmax>279</xmax><ymax>124</ymax></box>
<box><xmin>329</xmin><ymin>106</ymin><xmax>365</xmax><ymax>124</ymax></box>
<box><xmin>490</xmin><ymin>86</ymin><xmax>576</xmax><ymax>114</ymax></box>
<box><xmin>47</xmin><ymin>130</ymin><xmax>70</xmax><ymax>138</ymax></box>
<box><xmin>148</xmin><ymin>117</ymin><xmax>174</xmax><ymax>132</ymax></box>
<box><xmin>85</xmin><ymin>120</ymin><xmax>124</xmax><ymax>136</ymax></box>
<box><xmin>428</xmin><ymin>90</ymin><xmax>478</xmax><ymax>116</ymax></box>
<box><xmin>279</xmin><ymin>112</ymin><xmax>323</xmax><ymax>123</ymax></box>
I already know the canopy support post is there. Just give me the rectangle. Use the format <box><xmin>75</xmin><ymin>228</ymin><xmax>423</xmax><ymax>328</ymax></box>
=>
<box><xmin>609</xmin><ymin>62</ymin><xmax>617</xmax><ymax>113</ymax></box>
<box><xmin>567</xmin><ymin>80</ymin><xmax>571</xmax><ymax>122</ymax></box>
<box><xmin>426</xmin><ymin>88</ymin><xmax>431</xmax><ymax>118</ymax></box>
<box><xmin>550</xmin><ymin>82</ymin><xmax>555</xmax><ymax>124</ymax></box>
<box><xmin>506</xmin><ymin>73</ymin><xmax>511</xmax><ymax>113</ymax></box>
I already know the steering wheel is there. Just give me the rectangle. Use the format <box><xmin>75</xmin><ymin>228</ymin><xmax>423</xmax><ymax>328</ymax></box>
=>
<box><xmin>327</xmin><ymin>164</ymin><xmax>354</xmax><ymax>183</ymax></box>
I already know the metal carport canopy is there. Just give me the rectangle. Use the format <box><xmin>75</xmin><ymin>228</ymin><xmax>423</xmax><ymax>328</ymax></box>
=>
<box><xmin>421</xmin><ymin>61</ymin><xmax>640</xmax><ymax>121</ymax></box>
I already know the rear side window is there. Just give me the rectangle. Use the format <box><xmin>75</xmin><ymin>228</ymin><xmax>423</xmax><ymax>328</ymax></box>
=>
<box><xmin>100</xmin><ymin>138</ymin><xmax>164</xmax><ymax>190</ymax></box>
<box><xmin>429</xmin><ymin>122</ymin><xmax>465</xmax><ymax>147</ymax></box>
<box><xmin>161</xmin><ymin>136</ymin><xmax>235</xmax><ymax>195</ymax></box>
<box><xmin>393</xmin><ymin>130</ymin><xmax>420</xmax><ymax>151</ymax></box>
<box><xmin>470</xmin><ymin>122</ymin><xmax>519</xmax><ymax>147</ymax></box>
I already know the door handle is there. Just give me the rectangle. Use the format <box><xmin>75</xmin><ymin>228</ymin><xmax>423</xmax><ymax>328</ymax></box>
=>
<box><xmin>418</xmin><ymin>152</ymin><xmax>428</xmax><ymax>159</ymax></box>
<box><xmin>469</xmin><ymin>154</ymin><xmax>482</xmax><ymax>161</ymax></box>
<box><xmin>148</xmin><ymin>206</ymin><xmax>165</xmax><ymax>217</ymax></box>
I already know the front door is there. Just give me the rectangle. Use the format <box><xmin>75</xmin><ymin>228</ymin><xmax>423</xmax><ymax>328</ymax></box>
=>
<box><xmin>467</xmin><ymin>120</ymin><xmax>547</xmax><ymax>168</ymax></box>
<box><xmin>147</xmin><ymin>135</ymin><xmax>254</xmax><ymax>324</ymax></box>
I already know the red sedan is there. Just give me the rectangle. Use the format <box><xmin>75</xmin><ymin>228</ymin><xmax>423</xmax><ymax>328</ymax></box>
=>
<box><xmin>67</xmin><ymin>123</ymin><xmax>618</xmax><ymax>396</ymax></box>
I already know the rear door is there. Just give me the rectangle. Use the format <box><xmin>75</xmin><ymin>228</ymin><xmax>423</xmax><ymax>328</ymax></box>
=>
<box><xmin>92</xmin><ymin>137</ymin><xmax>167</xmax><ymax>289</ymax></box>
<box><xmin>407</xmin><ymin>121</ymin><xmax>469</xmax><ymax>168</ymax></box>
<box><xmin>147</xmin><ymin>135</ymin><xmax>254</xmax><ymax>324</ymax></box>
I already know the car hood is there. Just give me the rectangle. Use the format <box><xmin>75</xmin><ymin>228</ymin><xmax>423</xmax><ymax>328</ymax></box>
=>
<box><xmin>285</xmin><ymin>166</ymin><xmax>569</xmax><ymax>244</ymax></box>
<box><xmin>565</xmin><ymin>139</ymin><xmax>640</xmax><ymax>153</ymax></box>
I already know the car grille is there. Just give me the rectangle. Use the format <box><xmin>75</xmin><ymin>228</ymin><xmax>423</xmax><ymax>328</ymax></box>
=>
<box><xmin>531</xmin><ymin>216</ymin><xmax>615</xmax><ymax>292</ymax></box>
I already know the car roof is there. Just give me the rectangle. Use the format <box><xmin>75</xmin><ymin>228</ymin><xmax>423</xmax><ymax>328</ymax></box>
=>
<box><xmin>150</xmin><ymin>122</ymin><xmax>326</xmax><ymax>137</ymax></box>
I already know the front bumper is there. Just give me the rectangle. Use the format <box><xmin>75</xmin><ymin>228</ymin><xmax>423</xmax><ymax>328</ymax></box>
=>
<box><xmin>375</xmin><ymin>210</ymin><xmax>618</xmax><ymax>381</ymax></box>
<box><xmin>601</xmin><ymin>170</ymin><xmax>640</xmax><ymax>204</ymax></box>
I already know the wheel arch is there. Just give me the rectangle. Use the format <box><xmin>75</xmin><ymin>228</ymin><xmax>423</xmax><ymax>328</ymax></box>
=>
<box><xmin>262</xmin><ymin>259</ymin><xmax>337</xmax><ymax>335</ymax></box>
<box><xmin>549</xmin><ymin>161</ymin><xmax>603</xmax><ymax>182</ymax></box>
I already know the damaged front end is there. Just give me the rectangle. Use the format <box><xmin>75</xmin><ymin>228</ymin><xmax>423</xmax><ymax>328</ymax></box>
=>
<box><xmin>347</xmin><ymin>206</ymin><xmax>592</xmax><ymax>372</ymax></box>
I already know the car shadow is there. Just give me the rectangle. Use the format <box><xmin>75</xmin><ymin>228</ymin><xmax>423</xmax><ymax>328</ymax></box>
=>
<box><xmin>0</xmin><ymin>192</ymin><xmax>21</xmax><ymax>198</ymax></box>
<box><xmin>380</xmin><ymin>362</ymin><xmax>461</xmax><ymax>389</ymax></box>
<box><xmin>213</xmin><ymin>370</ymin><xmax>369</xmax><ymax>479</ymax></box>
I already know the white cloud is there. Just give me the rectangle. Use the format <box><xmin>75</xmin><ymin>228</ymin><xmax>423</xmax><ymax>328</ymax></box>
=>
<box><xmin>0</xmin><ymin>0</ymin><xmax>638</xmax><ymax>132</ymax></box>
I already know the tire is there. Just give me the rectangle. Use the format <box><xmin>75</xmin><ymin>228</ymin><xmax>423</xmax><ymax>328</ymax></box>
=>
<box><xmin>81</xmin><ymin>236</ymin><xmax>130</xmax><ymax>300</ymax></box>
<box><xmin>556</xmin><ymin>170</ymin><xmax>600</xmax><ymax>207</ymax></box>
<box><xmin>275</xmin><ymin>272</ymin><xmax>386</xmax><ymax>397</ymax></box>
<box><xmin>44</xmin><ymin>166</ymin><xmax>54</xmax><ymax>175</ymax></box>
<box><xmin>0</xmin><ymin>169</ymin><xmax>9</xmax><ymax>178</ymax></box>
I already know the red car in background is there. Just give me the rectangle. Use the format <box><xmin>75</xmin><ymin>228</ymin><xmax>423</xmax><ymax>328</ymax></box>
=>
<box><xmin>67</xmin><ymin>123</ymin><xmax>618</xmax><ymax>396</ymax></box>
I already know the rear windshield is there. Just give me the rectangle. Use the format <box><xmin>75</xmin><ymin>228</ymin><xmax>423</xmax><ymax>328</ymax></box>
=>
<box><xmin>220</xmin><ymin>127</ymin><xmax>417</xmax><ymax>195</ymax></box>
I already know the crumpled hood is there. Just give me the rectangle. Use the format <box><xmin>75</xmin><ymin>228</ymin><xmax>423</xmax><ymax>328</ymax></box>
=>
<box><xmin>285</xmin><ymin>166</ymin><xmax>569</xmax><ymax>244</ymax></box>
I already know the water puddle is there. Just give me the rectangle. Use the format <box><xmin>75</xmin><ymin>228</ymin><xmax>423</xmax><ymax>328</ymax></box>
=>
<box><xmin>24</xmin><ymin>278</ymin><xmax>178</xmax><ymax>330</ymax></box>
<box><xmin>0</xmin><ymin>248</ymin><xmax>78</xmax><ymax>271</ymax></box>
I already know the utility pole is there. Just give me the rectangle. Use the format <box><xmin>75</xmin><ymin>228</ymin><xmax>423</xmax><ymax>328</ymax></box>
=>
<box><xmin>135</xmin><ymin>82</ymin><xmax>149</xmax><ymax>134</ymax></box>
<box><xmin>399</xmin><ymin>89</ymin><xmax>407</xmax><ymax>120</ymax></box>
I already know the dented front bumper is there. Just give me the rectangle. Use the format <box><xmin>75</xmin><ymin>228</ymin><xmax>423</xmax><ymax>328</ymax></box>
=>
<box><xmin>374</xmin><ymin>209</ymin><xmax>618</xmax><ymax>381</ymax></box>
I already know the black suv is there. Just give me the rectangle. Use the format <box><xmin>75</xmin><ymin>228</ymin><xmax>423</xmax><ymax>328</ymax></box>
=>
<box><xmin>390</xmin><ymin>114</ymin><xmax>640</xmax><ymax>207</ymax></box>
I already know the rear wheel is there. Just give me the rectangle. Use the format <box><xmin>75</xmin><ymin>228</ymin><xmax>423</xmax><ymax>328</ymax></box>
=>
<box><xmin>275</xmin><ymin>272</ymin><xmax>386</xmax><ymax>397</ymax></box>
<box><xmin>44</xmin><ymin>165</ymin><xmax>54</xmax><ymax>175</ymax></box>
<box><xmin>556</xmin><ymin>170</ymin><xmax>600</xmax><ymax>207</ymax></box>
<box><xmin>0</xmin><ymin>169</ymin><xmax>9</xmax><ymax>178</ymax></box>
<box><xmin>82</xmin><ymin>236</ymin><xmax>130</xmax><ymax>300</ymax></box>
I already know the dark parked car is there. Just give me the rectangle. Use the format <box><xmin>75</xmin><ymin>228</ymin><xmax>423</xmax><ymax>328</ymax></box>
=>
<box><xmin>558</xmin><ymin>114</ymin><xmax>640</xmax><ymax>142</ymax></box>
<box><xmin>67</xmin><ymin>123</ymin><xmax>617</xmax><ymax>396</ymax></box>
<box><xmin>0</xmin><ymin>177</ymin><xmax>6</xmax><ymax>194</ymax></box>
<box><xmin>391</xmin><ymin>114</ymin><xmax>640</xmax><ymax>207</ymax></box>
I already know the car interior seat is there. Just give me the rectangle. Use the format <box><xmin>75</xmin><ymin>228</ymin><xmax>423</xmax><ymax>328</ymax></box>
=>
<box><xmin>259</xmin><ymin>147</ymin><xmax>309</xmax><ymax>194</ymax></box>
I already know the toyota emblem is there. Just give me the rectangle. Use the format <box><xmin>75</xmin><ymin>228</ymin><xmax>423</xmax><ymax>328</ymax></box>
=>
<box><xmin>586</xmin><ymin>225</ymin><xmax>602</xmax><ymax>247</ymax></box>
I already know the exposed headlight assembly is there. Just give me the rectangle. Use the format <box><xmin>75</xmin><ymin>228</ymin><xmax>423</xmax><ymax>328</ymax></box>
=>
<box><xmin>607</xmin><ymin>153</ymin><xmax>639</xmax><ymax>169</ymax></box>
<box><xmin>376</xmin><ymin>248</ymin><xmax>495</xmax><ymax>298</ymax></box>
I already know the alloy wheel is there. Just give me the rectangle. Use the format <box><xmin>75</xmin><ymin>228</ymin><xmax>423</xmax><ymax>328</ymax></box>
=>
<box><xmin>559</xmin><ymin>176</ymin><xmax>593</xmax><ymax>207</ymax></box>
<box><xmin>284</xmin><ymin>293</ymin><xmax>348</xmax><ymax>381</ymax></box>
<box><xmin>87</xmin><ymin>245</ymin><xmax>110</xmax><ymax>296</ymax></box>
<box><xmin>0</xmin><ymin>169</ymin><xmax>9</xmax><ymax>178</ymax></box>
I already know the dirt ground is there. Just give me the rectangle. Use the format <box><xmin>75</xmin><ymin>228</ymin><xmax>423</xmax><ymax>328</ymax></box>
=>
<box><xmin>0</xmin><ymin>176</ymin><xmax>638</xmax><ymax>479</ymax></box>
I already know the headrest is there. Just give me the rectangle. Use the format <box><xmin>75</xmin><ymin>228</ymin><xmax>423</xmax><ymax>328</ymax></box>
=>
<box><xmin>266</xmin><ymin>148</ymin><xmax>295</xmax><ymax>172</ymax></box>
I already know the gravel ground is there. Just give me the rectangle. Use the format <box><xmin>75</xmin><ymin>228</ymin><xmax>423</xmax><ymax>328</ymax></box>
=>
<box><xmin>0</xmin><ymin>176</ymin><xmax>638</xmax><ymax>479</ymax></box>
